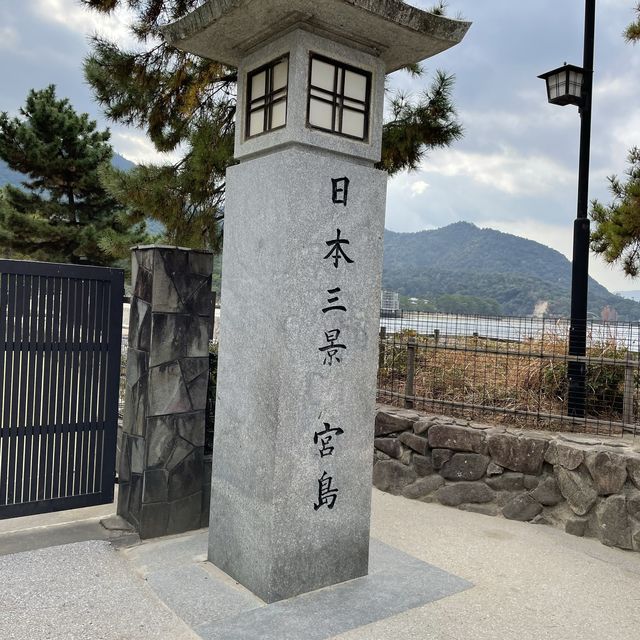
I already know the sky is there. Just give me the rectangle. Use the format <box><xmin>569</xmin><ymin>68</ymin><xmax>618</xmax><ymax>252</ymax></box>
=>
<box><xmin>0</xmin><ymin>0</ymin><xmax>639</xmax><ymax>292</ymax></box>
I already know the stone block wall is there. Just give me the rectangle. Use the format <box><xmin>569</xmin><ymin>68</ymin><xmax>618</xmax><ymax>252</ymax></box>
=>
<box><xmin>374</xmin><ymin>406</ymin><xmax>640</xmax><ymax>552</ymax></box>
<box><xmin>119</xmin><ymin>246</ymin><xmax>213</xmax><ymax>539</ymax></box>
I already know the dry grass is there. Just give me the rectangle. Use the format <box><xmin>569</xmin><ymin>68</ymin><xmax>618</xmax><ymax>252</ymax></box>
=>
<box><xmin>377</xmin><ymin>329</ymin><xmax>635</xmax><ymax>436</ymax></box>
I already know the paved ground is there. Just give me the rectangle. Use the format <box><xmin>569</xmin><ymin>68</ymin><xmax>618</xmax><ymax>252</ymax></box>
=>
<box><xmin>0</xmin><ymin>540</ymin><xmax>198</xmax><ymax>640</ymax></box>
<box><xmin>121</xmin><ymin>532</ymin><xmax>470</xmax><ymax>640</ymax></box>
<box><xmin>343</xmin><ymin>491</ymin><xmax>640</xmax><ymax>640</ymax></box>
<box><xmin>0</xmin><ymin>490</ymin><xmax>137</xmax><ymax>557</ymax></box>
<box><xmin>1</xmin><ymin>489</ymin><xmax>639</xmax><ymax>639</ymax></box>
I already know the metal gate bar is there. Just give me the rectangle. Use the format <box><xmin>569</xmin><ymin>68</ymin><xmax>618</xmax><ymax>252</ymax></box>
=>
<box><xmin>0</xmin><ymin>260</ymin><xmax>123</xmax><ymax>519</ymax></box>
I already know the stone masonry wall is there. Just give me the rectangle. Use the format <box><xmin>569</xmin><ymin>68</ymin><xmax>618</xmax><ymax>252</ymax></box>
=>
<box><xmin>374</xmin><ymin>406</ymin><xmax>640</xmax><ymax>552</ymax></box>
<box><xmin>119</xmin><ymin>246</ymin><xmax>213</xmax><ymax>539</ymax></box>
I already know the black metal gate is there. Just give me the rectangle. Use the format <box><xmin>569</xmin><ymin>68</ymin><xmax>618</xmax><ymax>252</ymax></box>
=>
<box><xmin>0</xmin><ymin>260</ymin><xmax>123</xmax><ymax>519</ymax></box>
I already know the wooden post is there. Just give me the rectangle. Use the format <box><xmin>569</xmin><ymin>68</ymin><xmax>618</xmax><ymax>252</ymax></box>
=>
<box><xmin>210</xmin><ymin>290</ymin><xmax>217</xmax><ymax>341</ymax></box>
<box><xmin>434</xmin><ymin>329</ymin><xmax>440</xmax><ymax>345</ymax></box>
<box><xmin>405</xmin><ymin>337</ymin><xmax>416</xmax><ymax>409</ymax></box>
<box><xmin>378</xmin><ymin>326</ymin><xmax>386</xmax><ymax>371</ymax></box>
<box><xmin>623</xmin><ymin>361</ymin><xmax>634</xmax><ymax>426</ymax></box>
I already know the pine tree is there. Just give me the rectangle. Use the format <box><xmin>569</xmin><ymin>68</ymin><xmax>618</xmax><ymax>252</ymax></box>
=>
<box><xmin>589</xmin><ymin>5</ymin><xmax>640</xmax><ymax>274</ymax></box>
<box><xmin>625</xmin><ymin>4</ymin><xmax>640</xmax><ymax>42</ymax></box>
<box><xmin>82</xmin><ymin>0</ymin><xmax>463</xmax><ymax>248</ymax></box>
<box><xmin>591</xmin><ymin>148</ymin><xmax>640</xmax><ymax>276</ymax></box>
<box><xmin>0</xmin><ymin>86</ymin><xmax>146</xmax><ymax>265</ymax></box>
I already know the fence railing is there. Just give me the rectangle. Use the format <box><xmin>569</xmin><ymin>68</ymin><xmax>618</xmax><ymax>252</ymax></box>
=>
<box><xmin>377</xmin><ymin>312</ymin><xmax>640</xmax><ymax>437</ymax></box>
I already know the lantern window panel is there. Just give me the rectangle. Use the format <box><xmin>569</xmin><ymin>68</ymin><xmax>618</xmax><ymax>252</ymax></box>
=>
<box><xmin>342</xmin><ymin>109</ymin><xmax>366</xmax><ymax>139</ymax></box>
<box><xmin>539</xmin><ymin>64</ymin><xmax>584</xmax><ymax>106</ymax></box>
<box><xmin>246</xmin><ymin>55</ymin><xmax>289</xmax><ymax>139</ymax></box>
<box><xmin>568</xmin><ymin>70</ymin><xmax>583</xmax><ymax>98</ymax></box>
<box><xmin>548</xmin><ymin>73</ymin><xmax>564</xmax><ymax>101</ymax></box>
<box><xmin>307</xmin><ymin>54</ymin><xmax>371</xmax><ymax>141</ymax></box>
<box><xmin>344</xmin><ymin>70</ymin><xmax>368</xmax><ymax>102</ymax></box>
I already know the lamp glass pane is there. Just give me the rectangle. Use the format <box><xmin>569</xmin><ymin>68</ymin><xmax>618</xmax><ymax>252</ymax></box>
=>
<box><xmin>548</xmin><ymin>72</ymin><xmax>563</xmax><ymax>99</ymax></box>
<box><xmin>246</xmin><ymin>56</ymin><xmax>289</xmax><ymax>139</ymax></box>
<box><xmin>568</xmin><ymin>70</ymin><xmax>583</xmax><ymax>97</ymax></box>
<box><xmin>342</xmin><ymin>110</ymin><xmax>365</xmax><ymax>138</ymax></box>
<box><xmin>273</xmin><ymin>60</ymin><xmax>288</xmax><ymax>91</ymax></box>
<box><xmin>344</xmin><ymin>70</ymin><xmax>367</xmax><ymax>102</ymax></box>
<box><xmin>309</xmin><ymin>97</ymin><xmax>333</xmax><ymax>129</ymax></box>
<box><xmin>343</xmin><ymin>98</ymin><xmax>364</xmax><ymax>111</ymax></box>
<box><xmin>311</xmin><ymin>59</ymin><xmax>336</xmax><ymax>92</ymax></box>
<box><xmin>249</xmin><ymin>109</ymin><xmax>265</xmax><ymax>136</ymax></box>
<box><xmin>271</xmin><ymin>100</ymin><xmax>287</xmax><ymax>129</ymax></box>
<box><xmin>307</xmin><ymin>55</ymin><xmax>370</xmax><ymax>140</ymax></box>
<box><xmin>251</xmin><ymin>71</ymin><xmax>266</xmax><ymax>99</ymax></box>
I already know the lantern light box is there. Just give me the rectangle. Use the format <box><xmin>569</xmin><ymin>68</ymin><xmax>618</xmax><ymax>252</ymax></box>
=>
<box><xmin>538</xmin><ymin>63</ymin><xmax>584</xmax><ymax>107</ymax></box>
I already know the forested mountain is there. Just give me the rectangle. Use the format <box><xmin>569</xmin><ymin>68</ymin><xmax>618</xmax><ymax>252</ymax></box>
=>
<box><xmin>0</xmin><ymin>153</ymin><xmax>135</xmax><ymax>187</ymax></box>
<box><xmin>383</xmin><ymin>222</ymin><xmax>640</xmax><ymax>320</ymax></box>
<box><xmin>2</xmin><ymin>161</ymin><xmax>636</xmax><ymax>320</ymax></box>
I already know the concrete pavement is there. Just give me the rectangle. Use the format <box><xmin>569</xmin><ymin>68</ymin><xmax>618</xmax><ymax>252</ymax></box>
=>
<box><xmin>1</xmin><ymin>489</ymin><xmax>639</xmax><ymax>639</ymax></box>
<box><xmin>0</xmin><ymin>489</ymin><xmax>137</xmax><ymax>557</ymax></box>
<box><xmin>339</xmin><ymin>490</ymin><xmax>640</xmax><ymax>640</ymax></box>
<box><xmin>0</xmin><ymin>540</ymin><xmax>198</xmax><ymax>640</ymax></box>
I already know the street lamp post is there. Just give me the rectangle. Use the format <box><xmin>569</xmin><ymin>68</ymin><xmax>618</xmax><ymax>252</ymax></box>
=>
<box><xmin>539</xmin><ymin>0</ymin><xmax>596</xmax><ymax>419</ymax></box>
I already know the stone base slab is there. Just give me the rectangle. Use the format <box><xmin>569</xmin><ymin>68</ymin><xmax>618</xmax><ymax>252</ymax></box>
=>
<box><xmin>125</xmin><ymin>530</ymin><xmax>470</xmax><ymax>640</ymax></box>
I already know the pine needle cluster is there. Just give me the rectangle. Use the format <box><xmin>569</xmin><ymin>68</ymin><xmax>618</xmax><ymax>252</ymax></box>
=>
<box><xmin>0</xmin><ymin>86</ymin><xmax>146</xmax><ymax>265</ymax></box>
<box><xmin>591</xmin><ymin>148</ymin><xmax>640</xmax><ymax>276</ymax></box>
<box><xmin>625</xmin><ymin>3</ymin><xmax>640</xmax><ymax>42</ymax></box>
<box><xmin>82</xmin><ymin>0</ymin><xmax>464</xmax><ymax>249</ymax></box>
<box><xmin>590</xmin><ymin>4</ymin><xmax>640</xmax><ymax>276</ymax></box>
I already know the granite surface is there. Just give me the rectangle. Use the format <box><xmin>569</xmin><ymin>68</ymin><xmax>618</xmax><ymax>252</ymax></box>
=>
<box><xmin>161</xmin><ymin>0</ymin><xmax>471</xmax><ymax>73</ymax></box>
<box><xmin>209</xmin><ymin>145</ymin><xmax>386</xmax><ymax>601</ymax></box>
<box><xmin>232</xmin><ymin>29</ymin><xmax>386</xmax><ymax>163</ymax></box>
<box><xmin>0</xmin><ymin>540</ymin><xmax>197</xmax><ymax>640</ymax></box>
<box><xmin>125</xmin><ymin>530</ymin><xmax>471</xmax><ymax>640</ymax></box>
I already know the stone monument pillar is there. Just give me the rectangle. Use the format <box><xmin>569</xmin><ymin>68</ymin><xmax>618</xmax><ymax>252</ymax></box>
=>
<box><xmin>163</xmin><ymin>0</ymin><xmax>469</xmax><ymax>602</ymax></box>
<box><xmin>119</xmin><ymin>246</ymin><xmax>213</xmax><ymax>539</ymax></box>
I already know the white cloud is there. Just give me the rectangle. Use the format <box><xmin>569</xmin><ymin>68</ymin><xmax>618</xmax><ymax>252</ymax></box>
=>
<box><xmin>461</xmin><ymin>102</ymin><xmax>575</xmax><ymax>138</ymax></box>
<box><xmin>599</xmin><ymin>0</ymin><xmax>634</xmax><ymax>7</ymax></box>
<box><xmin>31</xmin><ymin>0</ymin><xmax>136</xmax><ymax>47</ymax></box>
<box><xmin>421</xmin><ymin>147</ymin><xmax>574</xmax><ymax>197</ymax></box>
<box><xmin>410</xmin><ymin>180</ymin><xmax>429</xmax><ymax>196</ymax></box>
<box><xmin>111</xmin><ymin>130</ymin><xmax>183</xmax><ymax>165</ymax></box>
<box><xmin>0</xmin><ymin>25</ymin><xmax>19</xmax><ymax>49</ymax></box>
<box><xmin>594</xmin><ymin>73</ymin><xmax>637</xmax><ymax>101</ymax></box>
<box><xmin>611</xmin><ymin>110</ymin><xmax>640</xmax><ymax>156</ymax></box>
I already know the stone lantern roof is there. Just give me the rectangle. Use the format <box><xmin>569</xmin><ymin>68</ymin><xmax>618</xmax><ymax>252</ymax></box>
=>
<box><xmin>161</xmin><ymin>0</ymin><xmax>471</xmax><ymax>72</ymax></box>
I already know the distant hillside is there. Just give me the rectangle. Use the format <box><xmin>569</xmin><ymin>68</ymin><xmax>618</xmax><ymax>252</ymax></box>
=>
<box><xmin>0</xmin><ymin>161</ymin><xmax>25</xmax><ymax>188</ymax></box>
<box><xmin>383</xmin><ymin>222</ymin><xmax>640</xmax><ymax>320</ymax></box>
<box><xmin>616</xmin><ymin>290</ymin><xmax>640</xmax><ymax>302</ymax></box>
<box><xmin>0</xmin><ymin>152</ymin><xmax>169</xmax><ymax>246</ymax></box>
<box><xmin>110</xmin><ymin>154</ymin><xmax>136</xmax><ymax>172</ymax></box>
<box><xmin>0</xmin><ymin>153</ymin><xmax>135</xmax><ymax>187</ymax></box>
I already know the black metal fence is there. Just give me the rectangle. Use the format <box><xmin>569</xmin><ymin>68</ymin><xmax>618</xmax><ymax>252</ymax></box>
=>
<box><xmin>0</xmin><ymin>260</ymin><xmax>123</xmax><ymax>519</ymax></box>
<box><xmin>377</xmin><ymin>312</ymin><xmax>640</xmax><ymax>437</ymax></box>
